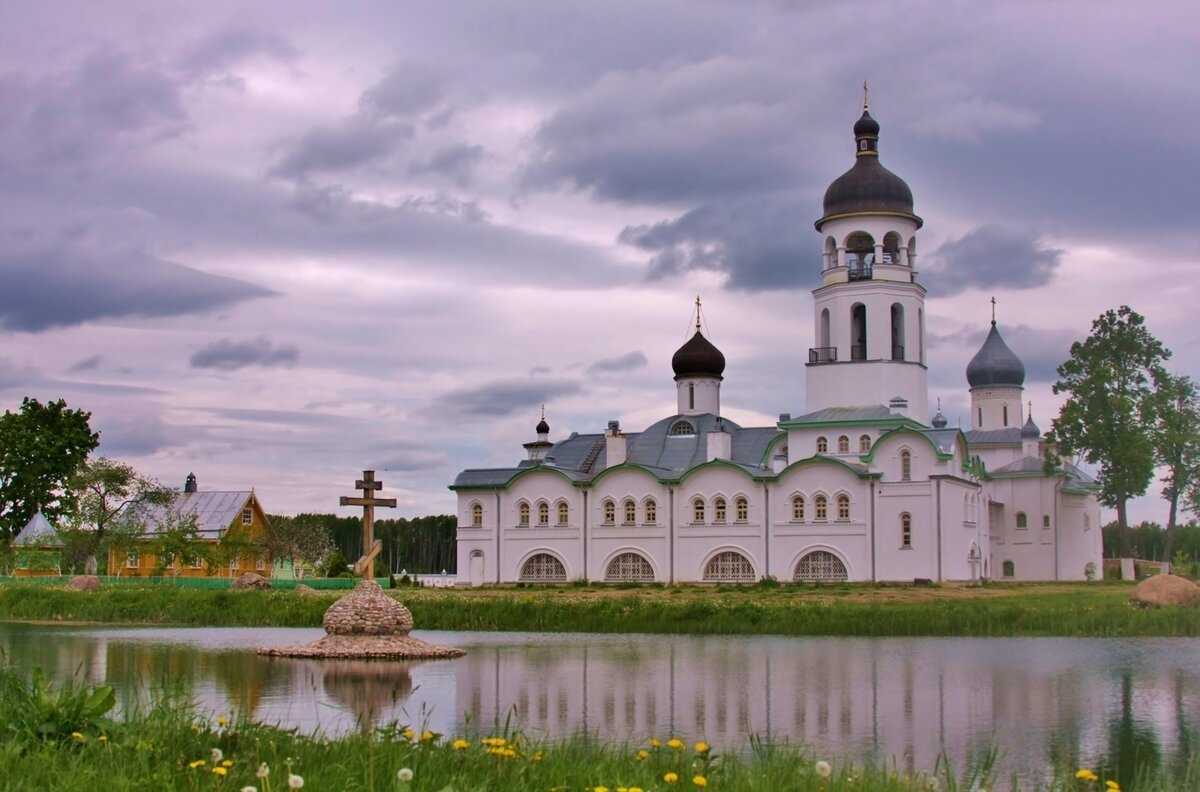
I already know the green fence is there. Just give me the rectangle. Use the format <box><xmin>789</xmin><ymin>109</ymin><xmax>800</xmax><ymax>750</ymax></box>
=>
<box><xmin>0</xmin><ymin>576</ymin><xmax>390</xmax><ymax>590</ymax></box>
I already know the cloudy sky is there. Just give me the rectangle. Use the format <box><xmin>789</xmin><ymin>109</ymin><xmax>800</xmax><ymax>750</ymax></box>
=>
<box><xmin>1</xmin><ymin>1</ymin><xmax>1197</xmax><ymax>523</ymax></box>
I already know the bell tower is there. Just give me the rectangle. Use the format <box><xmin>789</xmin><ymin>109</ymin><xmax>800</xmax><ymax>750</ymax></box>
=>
<box><xmin>806</xmin><ymin>90</ymin><xmax>928</xmax><ymax>421</ymax></box>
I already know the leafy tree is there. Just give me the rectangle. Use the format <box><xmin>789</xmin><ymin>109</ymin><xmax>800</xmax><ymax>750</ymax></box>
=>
<box><xmin>63</xmin><ymin>458</ymin><xmax>169</xmax><ymax>572</ymax></box>
<box><xmin>1149</xmin><ymin>373</ymin><xmax>1200</xmax><ymax>562</ymax></box>
<box><xmin>264</xmin><ymin>514</ymin><xmax>334</xmax><ymax>579</ymax></box>
<box><xmin>1049</xmin><ymin>307</ymin><xmax>1170</xmax><ymax>556</ymax></box>
<box><xmin>150</xmin><ymin>511</ymin><xmax>207</xmax><ymax>579</ymax></box>
<box><xmin>0</xmin><ymin>398</ymin><xmax>99</xmax><ymax>540</ymax></box>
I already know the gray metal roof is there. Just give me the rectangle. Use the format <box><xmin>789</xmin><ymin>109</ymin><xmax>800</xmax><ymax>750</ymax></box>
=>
<box><xmin>13</xmin><ymin>512</ymin><xmax>62</xmax><ymax>547</ymax></box>
<box><xmin>964</xmin><ymin>427</ymin><xmax>1023</xmax><ymax>445</ymax></box>
<box><xmin>118</xmin><ymin>491</ymin><xmax>255</xmax><ymax>539</ymax></box>
<box><xmin>783</xmin><ymin>405</ymin><xmax>897</xmax><ymax>424</ymax></box>
<box><xmin>990</xmin><ymin>456</ymin><xmax>1046</xmax><ymax>475</ymax></box>
<box><xmin>921</xmin><ymin>428</ymin><xmax>961</xmax><ymax>455</ymax></box>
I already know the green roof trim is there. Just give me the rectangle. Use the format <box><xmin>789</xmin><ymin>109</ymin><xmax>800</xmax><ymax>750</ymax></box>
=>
<box><xmin>585</xmin><ymin>461</ymin><xmax>671</xmax><ymax>487</ymax></box>
<box><xmin>672</xmin><ymin>457</ymin><xmax>767</xmax><ymax>485</ymax></box>
<box><xmin>859</xmin><ymin>426</ymin><xmax>955</xmax><ymax>465</ymax></box>
<box><xmin>778</xmin><ymin>416</ymin><xmax>924</xmax><ymax>431</ymax></box>
<box><xmin>773</xmin><ymin>454</ymin><xmax>879</xmax><ymax>480</ymax></box>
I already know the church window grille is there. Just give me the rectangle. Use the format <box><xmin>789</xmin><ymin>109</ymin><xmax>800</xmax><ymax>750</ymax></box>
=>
<box><xmin>815</xmin><ymin>495</ymin><xmax>828</xmax><ymax>521</ymax></box>
<box><xmin>1016</xmin><ymin>512</ymin><xmax>1028</xmax><ymax>529</ymax></box>
<box><xmin>692</xmin><ymin>498</ymin><xmax>706</xmax><ymax>524</ymax></box>
<box><xmin>703</xmin><ymin>551</ymin><xmax>755</xmax><ymax>582</ymax></box>
<box><xmin>645</xmin><ymin>499</ymin><xmax>657</xmax><ymax>524</ymax></box>
<box><xmin>817</xmin><ymin>436</ymin><xmax>828</xmax><ymax>453</ymax></box>
<box><xmin>537</xmin><ymin>501</ymin><xmax>549</xmax><ymax>526</ymax></box>
<box><xmin>859</xmin><ymin>434</ymin><xmax>871</xmax><ymax>453</ymax></box>
<box><xmin>900</xmin><ymin>449</ymin><xmax>912</xmax><ymax>481</ymax></box>
<box><xmin>557</xmin><ymin>501</ymin><xmax>569</xmax><ymax>526</ymax></box>
<box><xmin>623</xmin><ymin>499</ymin><xmax>637</xmax><ymax>525</ymax></box>
<box><xmin>836</xmin><ymin>494</ymin><xmax>850</xmax><ymax>521</ymax></box>
<box><xmin>1002</xmin><ymin>560</ymin><xmax>1015</xmax><ymax>578</ymax></box>
<box><xmin>602</xmin><ymin>499</ymin><xmax>615</xmax><ymax>525</ymax></box>
<box><xmin>670</xmin><ymin>420</ymin><xmax>695</xmax><ymax>436</ymax></box>
<box><xmin>791</xmin><ymin>495</ymin><xmax>805</xmax><ymax>521</ymax></box>
<box><xmin>471</xmin><ymin>503</ymin><xmax>483</xmax><ymax>527</ymax></box>
<box><xmin>901</xmin><ymin>512</ymin><xmax>912</xmax><ymax>547</ymax></box>
<box><xmin>605</xmin><ymin>552</ymin><xmax>655</xmax><ymax>582</ymax></box>
<box><xmin>713</xmin><ymin>497</ymin><xmax>727</xmax><ymax>523</ymax></box>
<box><xmin>735</xmin><ymin>496</ymin><xmax>748</xmax><ymax>522</ymax></box>
<box><xmin>1043</xmin><ymin>514</ymin><xmax>1050</xmax><ymax>529</ymax></box>
<box><xmin>838</xmin><ymin>435</ymin><xmax>850</xmax><ymax>454</ymax></box>
<box><xmin>519</xmin><ymin>502</ymin><xmax>530</xmax><ymax>527</ymax></box>
<box><xmin>794</xmin><ymin>551</ymin><xmax>848</xmax><ymax>583</ymax></box>
<box><xmin>520</xmin><ymin>553</ymin><xmax>567</xmax><ymax>582</ymax></box>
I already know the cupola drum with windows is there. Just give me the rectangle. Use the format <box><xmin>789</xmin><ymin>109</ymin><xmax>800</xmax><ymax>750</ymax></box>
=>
<box><xmin>806</xmin><ymin>98</ymin><xmax>927</xmax><ymax>421</ymax></box>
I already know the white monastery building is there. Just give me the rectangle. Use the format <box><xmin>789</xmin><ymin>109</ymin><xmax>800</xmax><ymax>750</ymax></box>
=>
<box><xmin>451</xmin><ymin>104</ymin><xmax>1103</xmax><ymax>585</ymax></box>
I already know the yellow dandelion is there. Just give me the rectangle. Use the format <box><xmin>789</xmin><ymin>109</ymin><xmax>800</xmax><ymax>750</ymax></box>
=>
<box><xmin>452</xmin><ymin>739</ymin><xmax>470</xmax><ymax>750</ymax></box>
<box><xmin>594</xmin><ymin>787</ymin><xmax>609</xmax><ymax>792</ymax></box>
<box><xmin>636</xmin><ymin>749</ymin><xmax>650</xmax><ymax>761</ymax></box>
<box><xmin>693</xmin><ymin>741</ymin><xmax>710</xmax><ymax>754</ymax></box>
<box><xmin>1106</xmin><ymin>782</ymin><xmax>1120</xmax><ymax>791</ymax></box>
<box><xmin>402</xmin><ymin>727</ymin><xmax>415</xmax><ymax>741</ymax></box>
<box><xmin>629</xmin><ymin>788</ymin><xmax>644</xmax><ymax>792</ymax></box>
<box><xmin>217</xmin><ymin>715</ymin><xmax>229</xmax><ymax>727</ymax></box>
<box><xmin>189</xmin><ymin>760</ymin><xmax>206</xmax><ymax>769</ymax></box>
<box><xmin>213</xmin><ymin>766</ymin><xmax>228</xmax><ymax>777</ymax></box>
<box><xmin>667</xmin><ymin>738</ymin><xmax>684</xmax><ymax>750</ymax></box>
<box><xmin>649</xmin><ymin>738</ymin><xmax>662</xmax><ymax>748</ymax></box>
<box><xmin>222</xmin><ymin>759</ymin><xmax>234</xmax><ymax>768</ymax></box>
<box><xmin>1076</xmin><ymin>769</ymin><xmax>1098</xmax><ymax>782</ymax></box>
<box><xmin>692</xmin><ymin>776</ymin><xmax>707</xmax><ymax>788</ymax></box>
<box><xmin>664</xmin><ymin>772</ymin><xmax>679</xmax><ymax>784</ymax></box>
<box><xmin>98</xmin><ymin>735</ymin><xmax>108</xmax><ymax>743</ymax></box>
<box><xmin>70</xmin><ymin>731</ymin><xmax>86</xmax><ymax>742</ymax></box>
<box><xmin>420</xmin><ymin>730</ymin><xmax>434</xmax><ymax>742</ymax></box>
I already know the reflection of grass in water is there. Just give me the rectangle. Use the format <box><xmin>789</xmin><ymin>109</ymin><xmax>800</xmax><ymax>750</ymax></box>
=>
<box><xmin>4</xmin><ymin>581</ymin><xmax>1200</xmax><ymax>637</ymax></box>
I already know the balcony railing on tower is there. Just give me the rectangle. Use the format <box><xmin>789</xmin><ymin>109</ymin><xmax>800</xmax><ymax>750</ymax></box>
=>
<box><xmin>808</xmin><ymin>346</ymin><xmax>837</xmax><ymax>364</ymax></box>
<box><xmin>851</xmin><ymin>343</ymin><xmax>867</xmax><ymax>361</ymax></box>
<box><xmin>891</xmin><ymin>344</ymin><xmax>905</xmax><ymax>361</ymax></box>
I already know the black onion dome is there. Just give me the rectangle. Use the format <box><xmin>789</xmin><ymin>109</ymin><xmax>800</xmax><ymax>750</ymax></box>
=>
<box><xmin>672</xmin><ymin>331</ymin><xmax>726</xmax><ymax>380</ymax></box>
<box><xmin>1021</xmin><ymin>415</ymin><xmax>1040</xmax><ymax>439</ymax></box>
<box><xmin>536</xmin><ymin>418</ymin><xmax>550</xmax><ymax>435</ymax></box>
<box><xmin>817</xmin><ymin>110</ymin><xmax>921</xmax><ymax>228</ymax></box>
<box><xmin>966</xmin><ymin>323</ymin><xmax>1026</xmax><ymax>388</ymax></box>
<box><xmin>931</xmin><ymin>410</ymin><xmax>948</xmax><ymax>429</ymax></box>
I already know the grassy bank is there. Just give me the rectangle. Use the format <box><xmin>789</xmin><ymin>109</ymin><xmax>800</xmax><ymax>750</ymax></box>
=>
<box><xmin>1</xmin><ymin>669</ymin><xmax>1187</xmax><ymax>792</ymax></box>
<box><xmin>2</xmin><ymin>581</ymin><xmax>1198</xmax><ymax>637</ymax></box>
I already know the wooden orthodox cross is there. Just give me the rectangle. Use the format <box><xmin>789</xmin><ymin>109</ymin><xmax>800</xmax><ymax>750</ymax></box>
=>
<box><xmin>339</xmin><ymin>470</ymin><xmax>397</xmax><ymax>577</ymax></box>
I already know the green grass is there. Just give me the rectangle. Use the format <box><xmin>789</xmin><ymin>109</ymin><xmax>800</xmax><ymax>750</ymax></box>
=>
<box><xmin>1</xmin><ymin>580</ymin><xmax>1197</xmax><ymax>637</ymax></box>
<box><xmin>2</xmin><ymin>668</ymin><xmax>1192</xmax><ymax>792</ymax></box>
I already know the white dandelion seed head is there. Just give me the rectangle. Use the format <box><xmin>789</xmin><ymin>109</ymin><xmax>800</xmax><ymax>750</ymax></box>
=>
<box><xmin>815</xmin><ymin>760</ymin><xmax>833</xmax><ymax>779</ymax></box>
<box><xmin>288</xmin><ymin>773</ymin><xmax>304</xmax><ymax>789</ymax></box>
<box><xmin>211</xmin><ymin>748</ymin><xmax>224</xmax><ymax>763</ymax></box>
<box><xmin>257</xmin><ymin>763</ymin><xmax>270</xmax><ymax>779</ymax></box>
<box><xmin>397</xmin><ymin>768</ymin><xmax>414</xmax><ymax>782</ymax></box>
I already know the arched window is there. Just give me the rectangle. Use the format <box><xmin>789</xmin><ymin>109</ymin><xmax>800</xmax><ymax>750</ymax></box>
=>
<box><xmin>1042</xmin><ymin>514</ymin><xmax>1051</xmax><ymax>529</ymax></box>
<box><xmin>1002</xmin><ymin>560</ymin><xmax>1015</xmax><ymax>578</ymax></box>
<box><xmin>791</xmin><ymin>495</ymin><xmax>805</xmax><ymax>521</ymax></box>
<box><xmin>819</xmin><ymin>308</ymin><xmax>831</xmax><ymax>347</ymax></box>
<box><xmin>692</xmin><ymin>498</ymin><xmax>705</xmax><ymax>524</ymax></box>
<box><xmin>557</xmin><ymin>501</ymin><xmax>569</xmax><ymax>526</ymax></box>
<box><xmin>518</xmin><ymin>501</ymin><xmax>530</xmax><ymax>527</ymax></box>
<box><xmin>605</xmin><ymin>552</ymin><xmax>655</xmax><ymax>582</ymax></box>
<box><xmin>471</xmin><ymin>503</ymin><xmax>483</xmax><ymax>528</ymax></box>
<box><xmin>602</xmin><ymin>499</ymin><xmax>615</xmax><ymax>525</ymax></box>
<box><xmin>1003</xmin><ymin>403</ymin><xmax>1009</xmax><ymax>426</ymax></box>
<box><xmin>850</xmin><ymin>303</ymin><xmax>867</xmax><ymax>359</ymax></box>
<box><xmin>815</xmin><ymin>494</ymin><xmax>828</xmax><ymax>521</ymax></box>
<box><xmin>713</xmin><ymin>496</ymin><xmax>727</xmax><ymax>523</ymax></box>
<box><xmin>859</xmin><ymin>434</ymin><xmax>871</xmax><ymax>453</ymax></box>
<box><xmin>918</xmin><ymin>308</ymin><xmax>924</xmax><ymax>362</ymax></box>
<box><xmin>890</xmin><ymin>303</ymin><xmax>905</xmax><ymax>361</ymax></box>
<box><xmin>735</xmin><ymin>496</ymin><xmax>748</xmax><ymax>522</ymax></box>
<box><xmin>882</xmin><ymin>231</ymin><xmax>902</xmax><ymax>264</ymax></box>
<box><xmin>703</xmin><ymin>551</ymin><xmax>755</xmax><ymax>582</ymax></box>
<box><xmin>817</xmin><ymin>436</ymin><xmax>828</xmax><ymax>453</ymax></box>
<box><xmin>823</xmin><ymin>236</ymin><xmax>837</xmax><ymax>270</ymax></box>
<box><xmin>670</xmin><ymin>420</ymin><xmax>695</xmax><ymax>436</ymax></box>
<box><xmin>794</xmin><ymin>550</ymin><xmax>848</xmax><ymax>583</ymax></box>
<box><xmin>520</xmin><ymin>553</ymin><xmax>567</xmax><ymax>582</ymax></box>
<box><xmin>836</xmin><ymin>494</ymin><xmax>850</xmax><ymax>521</ymax></box>
<box><xmin>645</xmin><ymin>498</ymin><xmax>657</xmax><ymax>524</ymax></box>
<box><xmin>1016</xmin><ymin>512</ymin><xmax>1028</xmax><ymax>529</ymax></box>
<box><xmin>901</xmin><ymin>512</ymin><xmax>912</xmax><ymax>547</ymax></box>
<box><xmin>977</xmin><ymin>407</ymin><xmax>983</xmax><ymax>427</ymax></box>
<box><xmin>837</xmin><ymin>435</ymin><xmax>850</xmax><ymax>454</ymax></box>
<box><xmin>623</xmin><ymin>498</ymin><xmax>637</xmax><ymax>525</ymax></box>
<box><xmin>688</xmin><ymin>383</ymin><xmax>695</xmax><ymax>411</ymax></box>
<box><xmin>900</xmin><ymin>449</ymin><xmax>912</xmax><ymax>481</ymax></box>
<box><xmin>537</xmin><ymin>501</ymin><xmax>549</xmax><ymax>526</ymax></box>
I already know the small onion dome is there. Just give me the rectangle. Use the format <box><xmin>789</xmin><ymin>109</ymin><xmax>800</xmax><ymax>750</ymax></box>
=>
<box><xmin>672</xmin><ymin>330</ymin><xmax>726</xmax><ymax>380</ymax></box>
<box><xmin>535</xmin><ymin>417</ymin><xmax>550</xmax><ymax>435</ymax></box>
<box><xmin>817</xmin><ymin>110</ymin><xmax>921</xmax><ymax>229</ymax></box>
<box><xmin>966</xmin><ymin>322</ymin><xmax>1026</xmax><ymax>388</ymax></box>
<box><xmin>1021</xmin><ymin>414</ymin><xmax>1041</xmax><ymax>440</ymax></box>
<box><xmin>931</xmin><ymin>410</ymin><xmax>948</xmax><ymax>429</ymax></box>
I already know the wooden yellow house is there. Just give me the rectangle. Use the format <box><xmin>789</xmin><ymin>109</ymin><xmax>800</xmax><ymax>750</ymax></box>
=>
<box><xmin>107</xmin><ymin>473</ymin><xmax>273</xmax><ymax>578</ymax></box>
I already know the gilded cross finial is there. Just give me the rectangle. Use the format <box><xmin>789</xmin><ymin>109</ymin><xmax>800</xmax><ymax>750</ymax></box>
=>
<box><xmin>695</xmin><ymin>295</ymin><xmax>703</xmax><ymax>332</ymax></box>
<box><xmin>937</xmin><ymin>396</ymin><xmax>942</xmax><ymax>410</ymax></box>
<box><xmin>990</xmin><ymin>296</ymin><xmax>997</xmax><ymax>324</ymax></box>
<box><xmin>863</xmin><ymin>80</ymin><xmax>869</xmax><ymax>110</ymax></box>
<box><xmin>540</xmin><ymin>403</ymin><xmax>545</xmax><ymax>421</ymax></box>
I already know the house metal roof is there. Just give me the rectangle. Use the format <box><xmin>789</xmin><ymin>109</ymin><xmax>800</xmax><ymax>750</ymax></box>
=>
<box><xmin>118</xmin><ymin>491</ymin><xmax>255</xmax><ymax>539</ymax></box>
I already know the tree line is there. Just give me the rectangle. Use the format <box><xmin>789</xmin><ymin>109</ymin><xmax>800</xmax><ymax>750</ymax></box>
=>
<box><xmin>270</xmin><ymin>513</ymin><xmax>457</xmax><ymax>576</ymax></box>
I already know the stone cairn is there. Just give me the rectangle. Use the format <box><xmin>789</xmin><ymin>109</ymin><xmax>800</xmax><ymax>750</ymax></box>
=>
<box><xmin>258</xmin><ymin>579</ymin><xmax>464</xmax><ymax>660</ymax></box>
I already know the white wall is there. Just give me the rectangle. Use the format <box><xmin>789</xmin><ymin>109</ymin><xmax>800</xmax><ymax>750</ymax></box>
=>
<box><xmin>970</xmin><ymin>386</ymin><xmax>1024</xmax><ymax>431</ymax></box>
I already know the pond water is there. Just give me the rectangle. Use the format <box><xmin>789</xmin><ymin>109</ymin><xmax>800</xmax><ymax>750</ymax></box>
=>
<box><xmin>2</xmin><ymin>623</ymin><xmax>1197</xmax><ymax>784</ymax></box>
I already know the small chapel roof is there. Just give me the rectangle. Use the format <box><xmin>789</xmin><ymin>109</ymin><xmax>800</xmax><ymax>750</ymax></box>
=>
<box><xmin>13</xmin><ymin>511</ymin><xmax>63</xmax><ymax>548</ymax></box>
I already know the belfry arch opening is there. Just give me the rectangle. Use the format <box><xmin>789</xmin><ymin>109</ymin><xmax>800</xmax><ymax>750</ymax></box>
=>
<box><xmin>890</xmin><ymin>303</ymin><xmax>905</xmax><ymax>361</ymax></box>
<box><xmin>845</xmin><ymin>231</ymin><xmax>874</xmax><ymax>280</ymax></box>
<box><xmin>819</xmin><ymin>308</ymin><xmax>831</xmax><ymax>348</ymax></box>
<box><xmin>850</xmin><ymin>303</ymin><xmax>867</xmax><ymax>360</ymax></box>
<box><xmin>882</xmin><ymin>231</ymin><xmax>902</xmax><ymax>264</ymax></box>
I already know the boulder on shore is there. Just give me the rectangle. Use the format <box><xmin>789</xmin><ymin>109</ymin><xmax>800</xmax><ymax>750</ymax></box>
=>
<box><xmin>232</xmin><ymin>572</ymin><xmax>271</xmax><ymax>590</ymax></box>
<box><xmin>1131</xmin><ymin>574</ymin><xmax>1200</xmax><ymax>608</ymax></box>
<box><xmin>67</xmin><ymin>575</ymin><xmax>100</xmax><ymax>592</ymax></box>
